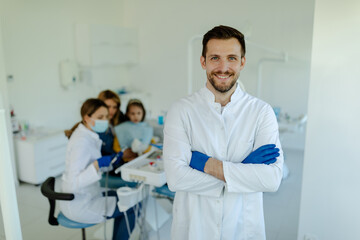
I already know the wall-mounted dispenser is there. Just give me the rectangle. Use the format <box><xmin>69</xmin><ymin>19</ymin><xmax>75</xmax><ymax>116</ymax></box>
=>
<box><xmin>59</xmin><ymin>59</ymin><xmax>79</xmax><ymax>88</ymax></box>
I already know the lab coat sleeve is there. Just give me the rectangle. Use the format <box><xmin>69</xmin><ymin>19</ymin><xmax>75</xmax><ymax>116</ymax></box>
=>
<box><xmin>68</xmin><ymin>143</ymin><xmax>102</xmax><ymax>191</ymax></box>
<box><xmin>163</xmin><ymin>102</ymin><xmax>225</xmax><ymax>197</ymax></box>
<box><xmin>223</xmin><ymin>104</ymin><xmax>284</xmax><ymax>193</ymax></box>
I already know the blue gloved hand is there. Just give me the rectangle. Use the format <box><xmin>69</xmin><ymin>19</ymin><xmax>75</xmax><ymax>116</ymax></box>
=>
<box><xmin>97</xmin><ymin>152</ymin><xmax>123</xmax><ymax>171</ymax></box>
<box><xmin>189</xmin><ymin>151</ymin><xmax>211</xmax><ymax>172</ymax></box>
<box><xmin>242</xmin><ymin>144</ymin><xmax>280</xmax><ymax>165</ymax></box>
<box><xmin>97</xmin><ymin>155</ymin><xmax>114</xmax><ymax>168</ymax></box>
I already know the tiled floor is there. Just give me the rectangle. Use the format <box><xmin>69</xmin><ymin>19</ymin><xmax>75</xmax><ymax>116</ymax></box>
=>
<box><xmin>0</xmin><ymin>148</ymin><xmax>303</xmax><ymax>240</ymax></box>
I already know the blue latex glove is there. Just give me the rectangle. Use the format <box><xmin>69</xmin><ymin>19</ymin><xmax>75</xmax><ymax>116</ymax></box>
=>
<box><xmin>242</xmin><ymin>144</ymin><xmax>280</xmax><ymax>165</ymax></box>
<box><xmin>190</xmin><ymin>151</ymin><xmax>211</xmax><ymax>172</ymax></box>
<box><xmin>97</xmin><ymin>155</ymin><xmax>113</xmax><ymax>168</ymax></box>
<box><xmin>97</xmin><ymin>152</ymin><xmax>123</xmax><ymax>170</ymax></box>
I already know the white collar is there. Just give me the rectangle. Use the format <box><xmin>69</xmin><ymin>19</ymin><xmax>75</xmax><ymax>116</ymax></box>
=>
<box><xmin>78</xmin><ymin>123</ymin><xmax>100</xmax><ymax>140</ymax></box>
<box><xmin>200</xmin><ymin>82</ymin><xmax>244</xmax><ymax>106</ymax></box>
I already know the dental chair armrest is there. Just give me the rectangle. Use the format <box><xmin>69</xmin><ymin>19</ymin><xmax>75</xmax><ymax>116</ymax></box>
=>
<box><xmin>41</xmin><ymin>177</ymin><xmax>74</xmax><ymax>200</ymax></box>
<box><xmin>41</xmin><ymin>177</ymin><xmax>75</xmax><ymax>226</ymax></box>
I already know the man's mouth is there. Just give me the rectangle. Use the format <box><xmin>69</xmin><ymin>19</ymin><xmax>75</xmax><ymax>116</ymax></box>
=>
<box><xmin>213</xmin><ymin>72</ymin><xmax>233</xmax><ymax>80</ymax></box>
<box><xmin>216</xmin><ymin>75</ymin><xmax>230</xmax><ymax>79</ymax></box>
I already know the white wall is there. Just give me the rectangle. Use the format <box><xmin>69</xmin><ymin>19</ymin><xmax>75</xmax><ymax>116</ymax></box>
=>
<box><xmin>0</xmin><ymin>13</ymin><xmax>23</xmax><ymax>239</ymax></box>
<box><xmin>298</xmin><ymin>1</ymin><xmax>360</xmax><ymax>239</ymax></box>
<box><xmin>1</xmin><ymin>0</ymin><xmax>314</xmax><ymax>151</ymax></box>
<box><xmin>1</xmin><ymin>0</ymin><xmax>127</xmax><ymax>130</ymax></box>
<box><xmin>122</xmin><ymin>0</ymin><xmax>314</xmax><ymax>120</ymax></box>
<box><xmin>0</xmin><ymin>16</ymin><xmax>18</xmax><ymax>185</ymax></box>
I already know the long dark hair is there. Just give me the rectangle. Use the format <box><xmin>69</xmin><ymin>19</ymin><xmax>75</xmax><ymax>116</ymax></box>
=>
<box><xmin>64</xmin><ymin>98</ymin><xmax>108</xmax><ymax>139</ymax></box>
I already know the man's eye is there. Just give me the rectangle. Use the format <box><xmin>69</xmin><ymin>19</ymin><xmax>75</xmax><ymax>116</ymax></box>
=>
<box><xmin>210</xmin><ymin>57</ymin><xmax>219</xmax><ymax>60</ymax></box>
<box><xmin>229</xmin><ymin>57</ymin><xmax>237</xmax><ymax>61</ymax></box>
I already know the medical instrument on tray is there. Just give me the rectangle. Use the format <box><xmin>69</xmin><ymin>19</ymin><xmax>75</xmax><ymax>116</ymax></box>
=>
<box><xmin>150</xmin><ymin>143</ymin><xmax>163</xmax><ymax>150</ymax></box>
<box><xmin>111</xmin><ymin>151</ymin><xmax>123</xmax><ymax>165</ymax></box>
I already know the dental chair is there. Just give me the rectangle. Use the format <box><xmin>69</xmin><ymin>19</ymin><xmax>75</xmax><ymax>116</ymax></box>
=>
<box><xmin>41</xmin><ymin>177</ymin><xmax>96</xmax><ymax>240</ymax></box>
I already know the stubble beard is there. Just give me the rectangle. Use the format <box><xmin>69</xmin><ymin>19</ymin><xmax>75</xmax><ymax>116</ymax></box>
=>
<box><xmin>208</xmin><ymin>71</ymin><xmax>240</xmax><ymax>93</ymax></box>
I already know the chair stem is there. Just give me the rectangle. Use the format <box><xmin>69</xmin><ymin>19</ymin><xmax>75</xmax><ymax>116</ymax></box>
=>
<box><xmin>82</xmin><ymin>228</ymin><xmax>86</xmax><ymax>240</ymax></box>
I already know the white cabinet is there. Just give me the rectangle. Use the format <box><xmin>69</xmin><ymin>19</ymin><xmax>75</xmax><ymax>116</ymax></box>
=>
<box><xmin>14</xmin><ymin>131</ymin><xmax>68</xmax><ymax>185</ymax></box>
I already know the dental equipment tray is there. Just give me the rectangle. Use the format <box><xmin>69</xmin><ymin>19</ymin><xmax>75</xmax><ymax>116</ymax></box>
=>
<box><xmin>116</xmin><ymin>149</ymin><xmax>166</xmax><ymax>187</ymax></box>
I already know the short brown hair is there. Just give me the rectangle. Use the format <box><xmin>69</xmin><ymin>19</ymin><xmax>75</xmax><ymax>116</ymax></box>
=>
<box><xmin>202</xmin><ymin>25</ymin><xmax>246</xmax><ymax>58</ymax></box>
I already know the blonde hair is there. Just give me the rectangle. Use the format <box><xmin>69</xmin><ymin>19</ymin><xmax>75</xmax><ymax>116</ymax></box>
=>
<box><xmin>98</xmin><ymin>90</ymin><xmax>122</xmax><ymax>126</ymax></box>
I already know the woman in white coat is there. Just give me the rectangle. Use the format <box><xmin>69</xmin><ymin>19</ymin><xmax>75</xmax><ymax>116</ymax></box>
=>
<box><xmin>60</xmin><ymin>98</ymin><xmax>136</xmax><ymax>240</ymax></box>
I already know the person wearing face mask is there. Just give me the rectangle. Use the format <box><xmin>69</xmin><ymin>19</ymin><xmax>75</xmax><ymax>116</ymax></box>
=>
<box><xmin>60</xmin><ymin>98</ymin><xmax>136</xmax><ymax>240</ymax></box>
<box><xmin>97</xmin><ymin>90</ymin><xmax>127</xmax><ymax>155</ymax></box>
<box><xmin>98</xmin><ymin>90</ymin><xmax>138</xmax><ymax>175</ymax></box>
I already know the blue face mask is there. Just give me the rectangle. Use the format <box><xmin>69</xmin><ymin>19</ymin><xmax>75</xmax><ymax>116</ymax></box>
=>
<box><xmin>90</xmin><ymin>119</ymin><xmax>109</xmax><ymax>133</ymax></box>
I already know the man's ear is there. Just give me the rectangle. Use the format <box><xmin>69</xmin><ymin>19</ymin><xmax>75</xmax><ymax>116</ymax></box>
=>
<box><xmin>200</xmin><ymin>56</ymin><xmax>206</xmax><ymax>70</ymax></box>
<box><xmin>240</xmin><ymin>56</ymin><xmax>246</xmax><ymax>70</ymax></box>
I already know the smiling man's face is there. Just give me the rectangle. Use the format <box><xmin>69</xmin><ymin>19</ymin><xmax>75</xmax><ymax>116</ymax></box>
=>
<box><xmin>201</xmin><ymin>38</ymin><xmax>245</xmax><ymax>93</ymax></box>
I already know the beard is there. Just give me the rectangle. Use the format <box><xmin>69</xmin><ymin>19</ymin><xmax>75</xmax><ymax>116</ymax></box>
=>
<box><xmin>207</xmin><ymin>70</ymin><xmax>239</xmax><ymax>93</ymax></box>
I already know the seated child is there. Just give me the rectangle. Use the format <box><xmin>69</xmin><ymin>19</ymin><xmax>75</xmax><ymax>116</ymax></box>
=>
<box><xmin>115</xmin><ymin>99</ymin><xmax>153</xmax><ymax>156</ymax></box>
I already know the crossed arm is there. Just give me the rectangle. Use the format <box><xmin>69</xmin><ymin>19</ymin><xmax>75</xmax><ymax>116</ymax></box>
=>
<box><xmin>163</xmin><ymin>103</ymin><xmax>283</xmax><ymax>195</ymax></box>
<box><xmin>191</xmin><ymin>144</ymin><xmax>280</xmax><ymax>182</ymax></box>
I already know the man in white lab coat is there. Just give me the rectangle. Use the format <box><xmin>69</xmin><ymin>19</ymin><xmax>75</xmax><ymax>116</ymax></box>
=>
<box><xmin>163</xmin><ymin>25</ymin><xmax>284</xmax><ymax>240</ymax></box>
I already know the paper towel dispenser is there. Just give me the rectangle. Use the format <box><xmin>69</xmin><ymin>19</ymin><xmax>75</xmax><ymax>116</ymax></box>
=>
<box><xmin>59</xmin><ymin>59</ymin><xmax>79</xmax><ymax>88</ymax></box>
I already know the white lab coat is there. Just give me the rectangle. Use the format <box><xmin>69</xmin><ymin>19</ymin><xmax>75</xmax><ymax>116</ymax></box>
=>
<box><xmin>163</xmin><ymin>85</ymin><xmax>283</xmax><ymax>240</ymax></box>
<box><xmin>59</xmin><ymin>124</ymin><xmax>116</xmax><ymax>224</ymax></box>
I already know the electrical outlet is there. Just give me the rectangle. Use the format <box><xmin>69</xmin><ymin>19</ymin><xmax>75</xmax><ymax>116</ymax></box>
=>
<box><xmin>304</xmin><ymin>233</ymin><xmax>318</xmax><ymax>240</ymax></box>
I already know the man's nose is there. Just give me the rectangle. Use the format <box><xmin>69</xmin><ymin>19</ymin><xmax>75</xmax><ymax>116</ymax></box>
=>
<box><xmin>217</xmin><ymin>59</ymin><xmax>229</xmax><ymax>72</ymax></box>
